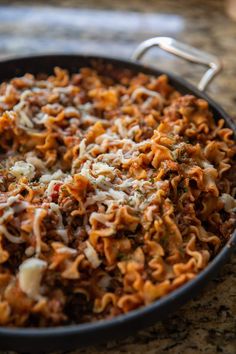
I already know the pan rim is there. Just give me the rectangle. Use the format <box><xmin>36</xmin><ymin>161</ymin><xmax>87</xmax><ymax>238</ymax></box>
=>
<box><xmin>0</xmin><ymin>53</ymin><xmax>235</xmax><ymax>339</ymax></box>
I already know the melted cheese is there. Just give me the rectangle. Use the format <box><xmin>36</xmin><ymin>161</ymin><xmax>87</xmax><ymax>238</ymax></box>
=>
<box><xmin>201</xmin><ymin>160</ymin><xmax>214</xmax><ymax>169</ymax></box>
<box><xmin>220</xmin><ymin>193</ymin><xmax>236</xmax><ymax>212</ymax></box>
<box><xmin>10</xmin><ymin>161</ymin><xmax>35</xmax><ymax>180</ymax></box>
<box><xmin>56</xmin><ymin>246</ymin><xmax>77</xmax><ymax>255</ymax></box>
<box><xmin>0</xmin><ymin>195</ymin><xmax>29</xmax><ymax>226</ymax></box>
<box><xmin>19</xmin><ymin>258</ymin><xmax>47</xmax><ymax>300</ymax></box>
<box><xmin>26</xmin><ymin>153</ymin><xmax>46</xmax><ymax>172</ymax></box>
<box><xmin>39</xmin><ymin>169</ymin><xmax>66</xmax><ymax>183</ymax></box>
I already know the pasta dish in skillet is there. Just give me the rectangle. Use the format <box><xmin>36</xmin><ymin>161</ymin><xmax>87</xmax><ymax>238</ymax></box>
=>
<box><xmin>0</xmin><ymin>64</ymin><xmax>235</xmax><ymax>326</ymax></box>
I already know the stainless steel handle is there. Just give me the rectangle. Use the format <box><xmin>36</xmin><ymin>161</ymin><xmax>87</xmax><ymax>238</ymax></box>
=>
<box><xmin>132</xmin><ymin>37</ymin><xmax>222</xmax><ymax>91</ymax></box>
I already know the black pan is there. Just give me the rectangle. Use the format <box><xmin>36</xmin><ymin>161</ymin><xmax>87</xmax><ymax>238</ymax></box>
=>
<box><xmin>0</xmin><ymin>37</ymin><xmax>235</xmax><ymax>353</ymax></box>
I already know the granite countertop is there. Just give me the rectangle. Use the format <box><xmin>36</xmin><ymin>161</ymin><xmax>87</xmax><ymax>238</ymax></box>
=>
<box><xmin>0</xmin><ymin>1</ymin><xmax>235</xmax><ymax>353</ymax></box>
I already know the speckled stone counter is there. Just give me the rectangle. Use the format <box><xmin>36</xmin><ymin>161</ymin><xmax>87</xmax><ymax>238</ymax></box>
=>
<box><xmin>0</xmin><ymin>1</ymin><xmax>235</xmax><ymax>353</ymax></box>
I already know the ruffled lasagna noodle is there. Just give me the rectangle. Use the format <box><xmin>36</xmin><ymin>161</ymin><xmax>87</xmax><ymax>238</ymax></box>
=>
<box><xmin>0</xmin><ymin>64</ymin><xmax>235</xmax><ymax>326</ymax></box>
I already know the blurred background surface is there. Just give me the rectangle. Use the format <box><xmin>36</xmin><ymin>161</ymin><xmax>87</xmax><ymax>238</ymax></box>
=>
<box><xmin>0</xmin><ymin>1</ymin><xmax>236</xmax><ymax>354</ymax></box>
<box><xmin>0</xmin><ymin>0</ymin><xmax>236</xmax><ymax>117</ymax></box>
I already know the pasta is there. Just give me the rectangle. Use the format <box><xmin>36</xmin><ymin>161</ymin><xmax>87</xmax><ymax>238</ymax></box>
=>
<box><xmin>0</xmin><ymin>64</ymin><xmax>235</xmax><ymax>327</ymax></box>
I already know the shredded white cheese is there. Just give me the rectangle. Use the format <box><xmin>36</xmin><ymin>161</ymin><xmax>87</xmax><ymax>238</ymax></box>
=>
<box><xmin>33</xmin><ymin>112</ymin><xmax>50</xmax><ymax>125</ymax></box>
<box><xmin>33</xmin><ymin>208</ymin><xmax>45</xmax><ymax>256</ymax></box>
<box><xmin>0</xmin><ymin>208</ymin><xmax>13</xmax><ymax>224</ymax></box>
<box><xmin>92</xmin><ymin>162</ymin><xmax>115</xmax><ymax>175</ymax></box>
<box><xmin>0</xmin><ymin>195</ymin><xmax>21</xmax><ymax>209</ymax></box>
<box><xmin>0</xmin><ymin>225</ymin><xmax>24</xmax><ymax>244</ymax></box>
<box><xmin>56</xmin><ymin>246</ymin><xmax>77</xmax><ymax>255</ymax></box>
<box><xmin>50</xmin><ymin>202</ymin><xmax>68</xmax><ymax>243</ymax></box>
<box><xmin>0</xmin><ymin>195</ymin><xmax>28</xmax><ymax>225</ymax></box>
<box><xmin>14</xmin><ymin>100</ymin><xmax>34</xmax><ymax>128</ymax></box>
<box><xmin>79</xmin><ymin>138</ymin><xmax>87</xmax><ymax>158</ymax></box>
<box><xmin>89</xmin><ymin>212</ymin><xmax>113</xmax><ymax>227</ymax></box>
<box><xmin>84</xmin><ymin>241</ymin><xmax>101</xmax><ymax>268</ymax></box>
<box><xmin>131</xmin><ymin>86</ymin><xmax>164</xmax><ymax>105</ymax></box>
<box><xmin>44</xmin><ymin>180</ymin><xmax>60</xmax><ymax>197</ymax></box>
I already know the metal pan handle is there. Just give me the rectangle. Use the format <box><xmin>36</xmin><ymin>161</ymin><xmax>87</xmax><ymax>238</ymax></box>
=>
<box><xmin>131</xmin><ymin>37</ymin><xmax>222</xmax><ymax>91</ymax></box>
